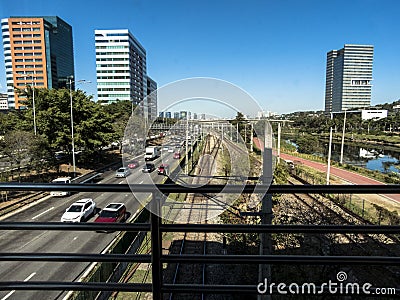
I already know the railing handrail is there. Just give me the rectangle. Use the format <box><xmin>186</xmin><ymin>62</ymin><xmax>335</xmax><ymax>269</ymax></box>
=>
<box><xmin>0</xmin><ymin>182</ymin><xmax>399</xmax><ymax>194</ymax></box>
<box><xmin>1</xmin><ymin>183</ymin><xmax>400</xmax><ymax>298</ymax></box>
<box><xmin>1</xmin><ymin>222</ymin><xmax>400</xmax><ymax>233</ymax></box>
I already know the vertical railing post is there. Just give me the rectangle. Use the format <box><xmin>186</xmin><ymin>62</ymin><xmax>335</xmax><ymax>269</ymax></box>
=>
<box><xmin>151</xmin><ymin>192</ymin><xmax>163</xmax><ymax>300</ymax></box>
<box><xmin>258</xmin><ymin>121</ymin><xmax>273</xmax><ymax>300</ymax></box>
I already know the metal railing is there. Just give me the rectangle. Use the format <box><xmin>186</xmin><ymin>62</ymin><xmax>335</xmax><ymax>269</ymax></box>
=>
<box><xmin>1</xmin><ymin>183</ymin><xmax>400</xmax><ymax>299</ymax></box>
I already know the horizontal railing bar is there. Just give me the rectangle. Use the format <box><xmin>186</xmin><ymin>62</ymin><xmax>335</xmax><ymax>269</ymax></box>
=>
<box><xmin>0</xmin><ymin>183</ymin><xmax>399</xmax><ymax>194</ymax></box>
<box><xmin>163</xmin><ymin>284</ymin><xmax>256</xmax><ymax>293</ymax></box>
<box><xmin>162</xmin><ymin>254</ymin><xmax>400</xmax><ymax>265</ymax></box>
<box><xmin>161</xmin><ymin>224</ymin><xmax>400</xmax><ymax>233</ymax></box>
<box><xmin>0</xmin><ymin>282</ymin><xmax>152</xmax><ymax>292</ymax></box>
<box><xmin>162</xmin><ymin>284</ymin><xmax>400</xmax><ymax>296</ymax></box>
<box><xmin>0</xmin><ymin>222</ymin><xmax>151</xmax><ymax>231</ymax></box>
<box><xmin>1</xmin><ymin>223</ymin><xmax>400</xmax><ymax>234</ymax></box>
<box><xmin>0</xmin><ymin>253</ymin><xmax>151</xmax><ymax>262</ymax></box>
<box><xmin>2</xmin><ymin>253</ymin><xmax>397</xmax><ymax>265</ymax></box>
<box><xmin>1</xmin><ymin>282</ymin><xmax>397</xmax><ymax>296</ymax></box>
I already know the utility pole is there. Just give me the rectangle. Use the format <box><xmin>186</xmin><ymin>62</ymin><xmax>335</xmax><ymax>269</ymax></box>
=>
<box><xmin>185</xmin><ymin>114</ymin><xmax>189</xmax><ymax>174</ymax></box>
<box><xmin>250</xmin><ymin>122</ymin><xmax>254</xmax><ymax>152</ymax></box>
<box><xmin>258</xmin><ymin>121</ymin><xmax>273</xmax><ymax>300</ymax></box>
<box><xmin>221</xmin><ymin>123</ymin><xmax>224</xmax><ymax>154</ymax></box>
<box><xmin>277</xmin><ymin>122</ymin><xmax>281</xmax><ymax>163</ymax></box>
<box><xmin>340</xmin><ymin>109</ymin><xmax>347</xmax><ymax>164</ymax></box>
<box><xmin>236</xmin><ymin>123</ymin><xmax>239</xmax><ymax>143</ymax></box>
<box><xmin>244</xmin><ymin>124</ymin><xmax>247</xmax><ymax>148</ymax></box>
<box><xmin>326</xmin><ymin>113</ymin><xmax>333</xmax><ymax>184</ymax></box>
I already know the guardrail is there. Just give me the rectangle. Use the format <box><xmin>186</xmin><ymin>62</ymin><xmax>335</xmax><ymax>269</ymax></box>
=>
<box><xmin>1</xmin><ymin>183</ymin><xmax>400</xmax><ymax>299</ymax></box>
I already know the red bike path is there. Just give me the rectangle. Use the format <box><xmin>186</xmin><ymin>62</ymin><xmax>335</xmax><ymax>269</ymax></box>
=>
<box><xmin>280</xmin><ymin>152</ymin><xmax>400</xmax><ymax>203</ymax></box>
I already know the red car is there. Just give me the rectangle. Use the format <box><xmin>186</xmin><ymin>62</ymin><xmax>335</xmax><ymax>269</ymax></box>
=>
<box><xmin>157</xmin><ymin>164</ymin><xmax>169</xmax><ymax>175</ymax></box>
<box><xmin>173</xmin><ymin>152</ymin><xmax>181</xmax><ymax>159</ymax></box>
<box><xmin>128</xmin><ymin>160</ymin><xmax>139</xmax><ymax>169</ymax></box>
<box><xmin>94</xmin><ymin>203</ymin><xmax>126</xmax><ymax>225</ymax></box>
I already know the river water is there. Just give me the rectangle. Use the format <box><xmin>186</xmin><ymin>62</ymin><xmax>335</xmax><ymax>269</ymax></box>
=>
<box><xmin>330</xmin><ymin>143</ymin><xmax>400</xmax><ymax>174</ymax></box>
<box><xmin>288</xmin><ymin>140</ymin><xmax>400</xmax><ymax>174</ymax></box>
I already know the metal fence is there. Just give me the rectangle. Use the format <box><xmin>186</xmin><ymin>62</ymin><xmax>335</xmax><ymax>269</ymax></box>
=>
<box><xmin>1</xmin><ymin>183</ymin><xmax>400</xmax><ymax>299</ymax></box>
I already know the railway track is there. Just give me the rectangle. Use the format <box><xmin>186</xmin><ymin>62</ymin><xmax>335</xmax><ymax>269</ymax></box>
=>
<box><xmin>166</xmin><ymin>134</ymin><xmax>222</xmax><ymax>300</ymax></box>
<box><xmin>286</xmin><ymin>174</ymin><xmax>400</xmax><ymax>283</ymax></box>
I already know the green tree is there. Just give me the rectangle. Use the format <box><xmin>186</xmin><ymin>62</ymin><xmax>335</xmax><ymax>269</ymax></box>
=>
<box><xmin>102</xmin><ymin>100</ymin><xmax>134</xmax><ymax>153</ymax></box>
<box><xmin>296</xmin><ymin>134</ymin><xmax>323</xmax><ymax>154</ymax></box>
<box><xmin>19</xmin><ymin>87</ymin><xmax>113</xmax><ymax>164</ymax></box>
<box><xmin>0</xmin><ymin>130</ymin><xmax>35</xmax><ymax>181</ymax></box>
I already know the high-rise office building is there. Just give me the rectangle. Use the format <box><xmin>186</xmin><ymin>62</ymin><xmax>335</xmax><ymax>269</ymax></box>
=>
<box><xmin>0</xmin><ymin>93</ymin><xmax>8</xmax><ymax>110</ymax></box>
<box><xmin>146</xmin><ymin>76</ymin><xmax>157</xmax><ymax>120</ymax></box>
<box><xmin>324</xmin><ymin>44</ymin><xmax>373</xmax><ymax>113</ymax></box>
<box><xmin>95</xmin><ymin>29</ymin><xmax>147</xmax><ymax>105</ymax></box>
<box><xmin>1</xmin><ymin>16</ymin><xmax>74</xmax><ymax>109</ymax></box>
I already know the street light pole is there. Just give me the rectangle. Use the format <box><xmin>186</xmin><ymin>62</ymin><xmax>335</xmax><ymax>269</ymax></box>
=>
<box><xmin>326</xmin><ymin>113</ymin><xmax>333</xmax><ymax>185</ymax></box>
<box><xmin>69</xmin><ymin>77</ymin><xmax>76</xmax><ymax>177</ymax></box>
<box><xmin>68</xmin><ymin>77</ymin><xmax>90</xmax><ymax>177</ymax></box>
<box><xmin>340</xmin><ymin>109</ymin><xmax>347</xmax><ymax>164</ymax></box>
<box><xmin>32</xmin><ymin>77</ymin><xmax>37</xmax><ymax>135</ymax></box>
<box><xmin>20</xmin><ymin>74</ymin><xmax>37</xmax><ymax>135</ymax></box>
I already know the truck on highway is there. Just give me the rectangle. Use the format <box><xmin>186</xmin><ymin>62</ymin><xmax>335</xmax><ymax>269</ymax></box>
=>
<box><xmin>145</xmin><ymin>146</ymin><xmax>160</xmax><ymax>161</ymax></box>
<box><xmin>50</xmin><ymin>177</ymin><xmax>72</xmax><ymax>197</ymax></box>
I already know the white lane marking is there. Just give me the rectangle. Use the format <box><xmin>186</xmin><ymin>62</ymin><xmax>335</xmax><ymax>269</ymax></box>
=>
<box><xmin>0</xmin><ymin>195</ymin><xmax>52</xmax><ymax>222</ymax></box>
<box><xmin>1</xmin><ymin>273</ymin><xmax>36</xmax><ymax>300</ymax></box>
<box><xmin>19</xmin><ymin>231</ymin><xmax>47</xmax><ymax>250</ymax></box>
<box><xmin>73</xmin><ymin>236</ymin><xmax>78</xmax><ymax>241</ymax></box>
<box><xmin>24</xmin><ymin>273</ymin><xmax>36</xmax><ymax>281</ymax></box>
<box><xmin>31</xmin><ymin>207</ymin><xmax>54</xmax><ymax>220</ymax></box>
<box><xmin>119</xmin><ymin>180</ymin><xmax>125</xmax><ymax>184</ymax></box>
<box><xmin>139</xmin><ymin>180</ymin><xmax>143</xmax><ymax>184</ymax></box>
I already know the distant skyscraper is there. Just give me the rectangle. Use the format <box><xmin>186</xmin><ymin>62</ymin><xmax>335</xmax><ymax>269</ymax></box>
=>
<box><xmin>1</xmin><ymin>16</ymin><xmax>74</xmax><ymax>109</ymax></box>
<box><xmin>95</xmin><ymin>29</ymin><xmax>146</xmax><ymax>105</ymax></box>
<box><xmin>0</xmin><ymin>93</ymin><xmax>8</xmax><ymax>110</ymax></box>
<box><xmin>146</xmin><ymin>76</ymin><xmax>157</xmax><ymax>120</ymax></box>
<box><xmin>324</xmin><ymin>44</ymin><xmax>373</xmax><ymax>113</ymax></box>
<box><xmin>179</xmin><ymin>111</ymin><xmax>187</xmax><ymax>119</ymax></box>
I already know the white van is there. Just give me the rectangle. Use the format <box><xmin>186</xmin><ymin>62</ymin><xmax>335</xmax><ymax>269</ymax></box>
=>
<box><xmin>50</xmin><ymin>177</ymin><xmax>72</xmax><ymax>196</ymax></box>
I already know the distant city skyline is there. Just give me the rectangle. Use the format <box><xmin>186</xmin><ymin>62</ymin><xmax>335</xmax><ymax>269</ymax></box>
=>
<box><xmin>1</xmin><ymin>0</ymin><xmax>400</xmax><ymax>114</ymax></box>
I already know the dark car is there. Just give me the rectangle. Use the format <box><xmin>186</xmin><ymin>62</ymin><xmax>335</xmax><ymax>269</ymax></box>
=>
<box><xmin>157</xmin><ymin>164</ymin><xmax>169</xmax><ymax>175</ymax></box>
<box><xmin>142</xmin><ymin>163</ymin><xmax>155</xmax><ymax>173</ymax></box>
<box><xmin>128</xmin><ymin>160</ymin><xmax>140</xmax><ymax>169</ymax></box>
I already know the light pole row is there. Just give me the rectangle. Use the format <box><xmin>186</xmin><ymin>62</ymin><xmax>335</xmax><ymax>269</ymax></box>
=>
<box><xmin>68</xmin><ymin>77</ymin><xmax>91</xmax><ymax>177</ymax></box>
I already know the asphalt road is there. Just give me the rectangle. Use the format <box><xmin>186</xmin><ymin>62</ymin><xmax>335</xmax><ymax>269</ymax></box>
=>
<box><xmin>0</xmin><ymin>149</ymin><xmax>181</xmax><ymax>300</ymax></box>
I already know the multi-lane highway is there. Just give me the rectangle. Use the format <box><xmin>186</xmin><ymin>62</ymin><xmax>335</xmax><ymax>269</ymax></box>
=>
<box><xmin>0</xmin><ymin>148</ymin><xmax>181</xmax><ymax>300</ymax></box>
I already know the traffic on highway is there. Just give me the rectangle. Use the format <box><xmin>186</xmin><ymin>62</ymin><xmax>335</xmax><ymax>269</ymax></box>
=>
<box><xmin>0</xmin><ymin>140</ymin><xmax>184</xmax><ymax>300</ymax></box>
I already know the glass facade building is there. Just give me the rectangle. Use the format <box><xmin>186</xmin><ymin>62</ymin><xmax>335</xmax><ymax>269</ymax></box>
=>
<box><xmin>95</xmin><ymin>29</ymin><xmax>147</xmax><ymax>105</ymax></box>
<box><xmin>1</xmin><ymin>16</ymin><xmax>74</xmax><ymax>109</ymax></box>
<box><xmin>146</xmin><ymin>76</ymin><xmax>157</xmax><ymax>120</ymax></box>
<box><xmin>324</xmin><ymin>44</ymin><xmax>374</xmax><ymax>113</ymax></box>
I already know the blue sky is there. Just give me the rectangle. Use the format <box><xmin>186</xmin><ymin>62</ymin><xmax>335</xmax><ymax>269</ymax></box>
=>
<box><xmin>1</xmin><ymin>0</ymin><xmax>400</xmax><ymax>115</ymax></box>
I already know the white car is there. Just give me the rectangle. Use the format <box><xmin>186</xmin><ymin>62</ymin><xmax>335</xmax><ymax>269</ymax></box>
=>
<box><xmin>61</xmin><ymin>198</ymin><xmax>96</xmax><ymax>222</ymax></box>
<box><xmin>115</xmin><ymin>167</ymin><xmax>131</xmax><ymax>178</ymax></box>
